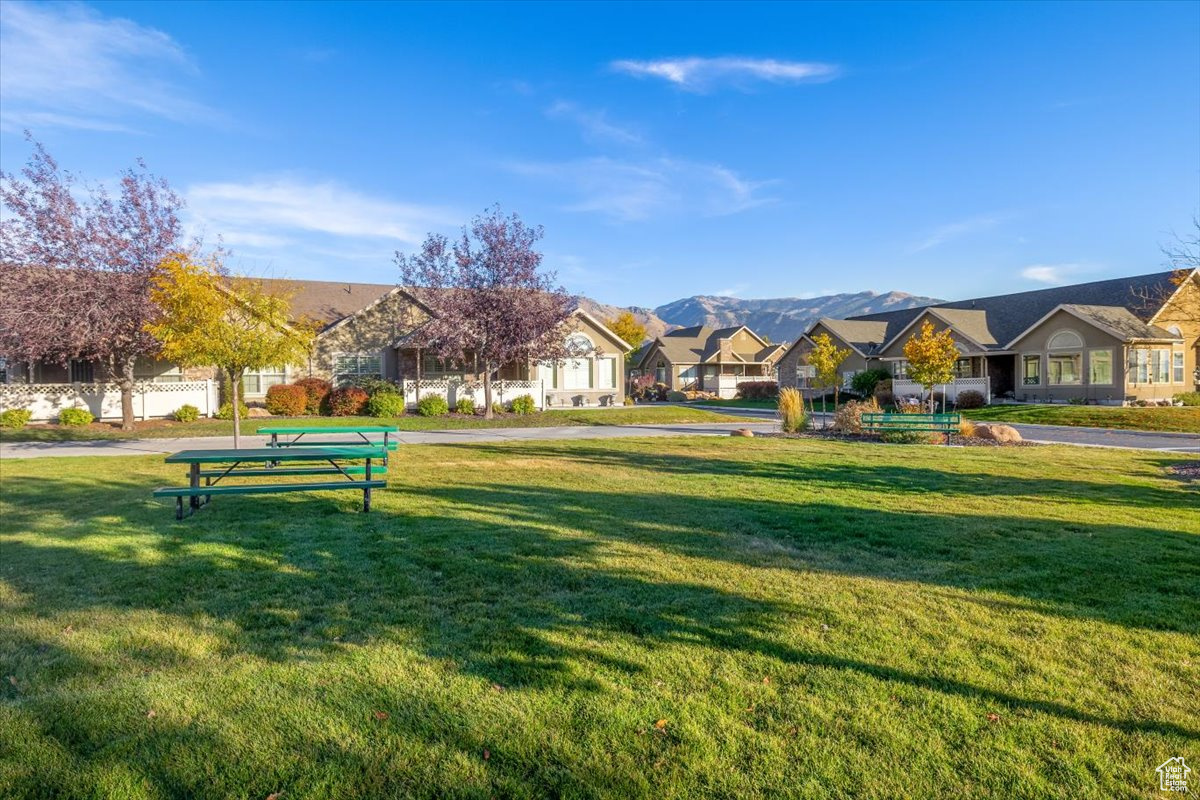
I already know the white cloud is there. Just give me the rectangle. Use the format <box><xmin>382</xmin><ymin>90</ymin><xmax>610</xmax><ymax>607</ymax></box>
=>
<box><xmin>0</xmin><ymin>1</ymin><xmax>213</xmax><ymax>132</ymax></box>
<box><xmin>611</xmin><ymin>57</ymin><xmax>839</xmax><ymax>91</ymax></box>
<box><xmin>185</xmin><ymin>177</ymin><xmax>459</xmax><ymax>258</ymax></box>
<box><xmin>505</xmin><ymin>157</ymin><xmax>774</xmax><ymax>221</ymax></box>
<box><xmin>911</xmin><ymin>215</ymin><xmax>1004</xmax><ymax>253</ymax></box>
<box><xmin>545</xmin><ymin>101</ymin><xmax>642</xmax><ymax>146</ymax></box>
<box><xmin>1020</xmin><ymin>263</ymin><xmax>1084</xmax><ymax>285</ymax></box>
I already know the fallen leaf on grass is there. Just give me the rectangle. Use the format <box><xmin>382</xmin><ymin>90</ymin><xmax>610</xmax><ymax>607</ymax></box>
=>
<box><xmin>146</xmin><ymin>709</ymin><xmax>157</xmax><ymax>719</ymax></box>
<box><xmin>483</xmin><ymin>749</ymin><xmax>490</xmax><ymax>761</ymax></box>
<box><xmin>986</xmin><ymin>713</ymin><xmax>1000</xmax><ymax>722</ymax></box>
<box><xmin>762</xmin><ymin>676</ymin><xmax>770</xmax><ymax>684</ymax></box>
<box><xmin>372</xmin><ymin>711</ymin><xmax>389</xmax><ymax>721</ymax></box>
<box><xmin>490</xmin><ymin>683</ymin><xmax>504</xmax><ymax>693</ymax></box>
<box><xmin>62</xmin><ymin>625</ymin><xmax>75</xmax><ymax>634</ymax></box>
<box><xmin>654</xmin><ymin>719</ymin><xmax>667</xmax><ymax>730</ymax></box>
<box><xmin>266</xmin><ymin>793</ymin><xmax>284</xmax><ymax>800</ymax></box>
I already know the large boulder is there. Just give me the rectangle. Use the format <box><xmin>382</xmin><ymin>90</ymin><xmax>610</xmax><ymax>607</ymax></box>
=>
<box><xmin>246</xmin><ymin>407</ymin><xmax>273</xmax><ymax>418</ymax></box>
<box><xmin>975</xmin><ymin>423</ymin><xmax>1022</xmax><ymax>444</ymax></box>
<box><xmin>730</xmin><ymin>428</ymin><xmax>755</xmax><ymax>438</ymax></box>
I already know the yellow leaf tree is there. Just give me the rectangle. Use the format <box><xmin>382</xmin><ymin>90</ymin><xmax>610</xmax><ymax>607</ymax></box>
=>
<box><xmin>808</xmin><ymin>332</ymin><xmax>850</xmax><ymax>423</ymax></box>
<box><xmin>605</xmin><ymin>311</ymin><xmax>647</xmax><ymax>364</ymax></box>
<box><xmin>147</xmin><ymin>255</ymin><xmax>314</xmax><ymax>447</ymax></box>
<box><xmin>902</xmin><ymin>320</ymin><xmax>960</xmax><ymax>412</ymax></box>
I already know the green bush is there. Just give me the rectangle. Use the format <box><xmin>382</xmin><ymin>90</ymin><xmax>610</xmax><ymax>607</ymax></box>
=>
<box><xmin>366</xmin><ymin>392</ymin><xmax>406</xmax><ymax>418</ymax></box>
<box><xmin>265</xmin><ymin>384</ymin><xmax>308</xmax><ymax>416</ymax></box>
<box><xmin>880</xmin><ymin>430</ymin><xmax>942</xmax><ymax>445</ymax></box>
<box><xmin>491</xmin><ymin>402</ymin><xmax>506</xmax><ymax>416</ymax></box>
<box><xmin>455</xmin><ymin>397</ymin><xmax>476</xmax><ymax>415</ymax></box>
<box><xmin>955</xmin><ymin>390</ymin><xmax>986</xmax><ymax>410</ymax></box>
<box><xmin>173</xmin><ymin>404</ymin><xmax>200</xmax><ymax>423</ymax></box>
<box><xmin>850</xmin><ymin>368</ymin><xmax>892</xmax><ymax>398</ymax></box>
<box><xmin>623</xmin><ymin>396</ymin><xmax>635</xmax><ymax>407</ymax></box>
<box><xmin>58</xmin><ymin>407</ymin><xmax>94</xmax><ymax>427</ymax></box>
<box><xmin>216</xmin><ymin>402</ymin><xmax>250</xmax><ymax>421</ymax></box>
<box><xmin>1174</xmin><ymin>391</ymin><xmax>1200</xmax><ymax>407</ymax></box>
<box><xmin>510</xmin><ymin>394</ymin><xmax>536</xmax><ymax>415</ymax></box>
<box><xmin>353</xmin><ymin>377</ymin><xmax>402</xmax><ymax>397</ymax></box>
<box><xmin>417</xmin><ymin>393</ymin><xmax>449</xmax><ymax>417</ymax></box>
<box><xmin>0</xmin><ymin>408</ymin><xmax>33</xmax><ymax>430</ymax></box>
<box><xmin>735</xmin><ymin>381</ymin><xmax>778</xmax><ymax>400</ymax></box>
<box><xmin>328</xmin><ymin>387</ymin><xmax>369</xmax><ymax>416</ymax></box>
<box><xmin>293</xmin><ymin>377</ymin><xmax>332</xmax><ymax>415</ymax></box>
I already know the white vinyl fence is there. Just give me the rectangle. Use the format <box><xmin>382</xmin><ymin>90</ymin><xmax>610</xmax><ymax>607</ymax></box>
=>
<box><xmin>892</xmin><ymin>377</ymin><xmax>991</xmax><ymax>404</ymax></box>
<box><xmin>0</xmin><ymin>381</ymin><xmax>219</xmax><ymax>422</ymax></box>
<box><xmin>402</xmin><ymin>379</ymin><xmax>544</xmax><ymax>410</ymax></box>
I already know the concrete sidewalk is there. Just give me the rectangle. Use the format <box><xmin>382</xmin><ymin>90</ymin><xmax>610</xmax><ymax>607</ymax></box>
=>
<box><xmin>0</xmin><ymin>421</ymin><xmax>781</xmax><ymax>459</ymax></box>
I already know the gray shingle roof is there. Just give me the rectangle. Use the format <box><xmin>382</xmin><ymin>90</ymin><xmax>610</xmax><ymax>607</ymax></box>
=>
<box><xmin>846</xmin><ymin>270</ymin><xmax>1181</xmax><ymax>350</ymax></box>
<box><xmin>647</xmin><ymin>325</ymin><xmax>776</xmax><ymax>365</ymax></box>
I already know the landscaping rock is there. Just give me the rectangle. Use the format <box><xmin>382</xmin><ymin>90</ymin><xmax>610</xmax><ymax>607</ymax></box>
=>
<box><xmin>730</xmin><ymin>428</ymin><xmax>755</xmax><ymax>437</ymax></box>
<box><xmin>975</xmin><ymin>423</ymin><xmax>1022</xmax><ymax>444</ymax></box>
<box><xmin>246</xmin><ymin>407</ymin><xmax>273</xmax><ymax>418</ymax></box>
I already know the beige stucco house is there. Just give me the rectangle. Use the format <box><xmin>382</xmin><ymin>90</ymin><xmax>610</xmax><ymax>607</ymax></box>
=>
<box><xmin>633</xmin><ymin>325</ymin><xmax>784</xmax><ymax>398</ymax></box>
<box><xmin>777</xmin><ymin>269</ymin><xmax>1200</xmax><ymax>405</ymax></box>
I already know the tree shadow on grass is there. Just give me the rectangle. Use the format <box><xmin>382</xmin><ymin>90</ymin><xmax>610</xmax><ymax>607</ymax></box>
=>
<box><xmin>2</xmin><ymin>452</ymin><xmax>1198</xmax><ymax>798</ymax></box>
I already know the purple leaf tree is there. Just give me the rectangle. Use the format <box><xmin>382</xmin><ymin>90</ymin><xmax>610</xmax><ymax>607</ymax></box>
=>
<box><xmin>396</xmin><ymin>206</ymin><xmax>574</xmax><ymax>418</ymax></box>
<box><xmin>0</xmin><ymin>137</ymin><xmax>184</xmax><ymax>430</ymax></box>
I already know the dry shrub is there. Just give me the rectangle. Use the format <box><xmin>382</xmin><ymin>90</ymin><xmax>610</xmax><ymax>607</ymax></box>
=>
<box><xmin>956</xmin><ymin>390</ymin><xmax>986</xmax><ymax>409</ymax></box>
<box><xmin>958</xmin><ymin>418</ymin><xmax>977</xmax><ymax>437</ymax></box>
<box><xmin>777</xmin><ymin>387</ymin><xmax>807</xmax><ymax>433</ymax></box>
<box><xmin>831</xmin><ymin>396</ymin><xmax>881</xmax><ymax>434</ymax></box>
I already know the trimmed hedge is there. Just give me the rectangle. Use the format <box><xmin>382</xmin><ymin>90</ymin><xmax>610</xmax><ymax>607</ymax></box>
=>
<box><xmin>265</xmin><ymin>384</ymin><xmax>308</xmax><ymax>416</ymax></box>
<box><xmin>173</xmin><ymin>405</ymin><xmax>200</xmax><ymax>423</ymax></box>
<box><xmin>1</xmin><ymin>409</ymin><xmax>33</xmax><ymax>430</ymax></box>
<box><xmin>293</xmin><ymin>377</ymin><xmax>332</xmax><ymax>415</ymax></box>
<box><xmin>455</xmin><ymin>397</ymin><xmax>476</xmax><ymax>415</ymax></box>
<box><xmin>58</xmin><ymin>407</ymin><xmax>94</xmax><ymax>427</ymax></box>
<box><xmin>216</xmin><ymin>402</ymin><xmax>250</xmax><ymax>421</ymax></box>
<box><xmin>955</xmin><ymin>390</ymin><xmax>986</xmax><ymax>410</ymax></box>
<box><xmin>417</xmin><ymin>394</ymin><xmax>449</xmax><ymax>417</ymax></box>
<box><xmin>510</xmin><ymin>394</ymin><xmax>536</xmax><ymax>415</ymax></box>
<box><xmin>735</xmin><ymin>381</ymin><xmax>778</xmax><ymax>400</ymax></box>
<box><xmin>366</xmin><ymin>392</ymin><xmax>406</xmax><ymax>418</ymax></box>
<box><xmin>328</xmin><ymin>386</ymin><xmax>369</xmax><ymax>416</ymax></box>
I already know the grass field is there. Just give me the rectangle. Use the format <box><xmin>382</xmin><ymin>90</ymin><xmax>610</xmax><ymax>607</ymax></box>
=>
<box><xmin>694</xmin><ymin>398</ymin><xmax>836</xmax><ymax>411</ymax></box>
<box><xmin>2</xmin><ymin>438</ymin><xmax>1197</xmax><ymax>798</ymax></box>
<box><xmin>0</xmin><ymin>406</ymin><xmax>751</xmax><ymax>442</ymax></box>
<box><xmin>963</xmin><ymin>404</ymin><xmax>1200</xmax><ymax>433</ymax></box>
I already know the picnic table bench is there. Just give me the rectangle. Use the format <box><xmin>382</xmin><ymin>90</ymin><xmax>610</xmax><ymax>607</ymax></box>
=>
<box><xmin>154</xmin><ymin>446</ymin><xmax>386</xmax><ymax>520</ymax></box>
<box><xmin>861</xmin><ymin>412</ymin><xmax>961</xmax><ymax>445</ymax></box>
<box><xmin>259</xmin><ymin>425</ymin><xmax>400</xmax><ymax>463</ymax></box>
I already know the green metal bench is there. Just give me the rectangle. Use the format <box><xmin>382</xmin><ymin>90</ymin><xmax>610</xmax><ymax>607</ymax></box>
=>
<box><xmin>158</xmin><ymin>446</ymin><xmax>387</xmax><ymax>519</ymax></box>
<box><xmin>861</xmin><ymin>412</ymin><xmax>961</xmax><ymax>445</ymax></box>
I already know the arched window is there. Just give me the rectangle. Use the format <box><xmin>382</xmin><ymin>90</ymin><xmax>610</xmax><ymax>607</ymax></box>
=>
<box><xmin>1047</xmin><ymin>330</ymin><xmax>1084</xmax><ymax>350</ymax></box>
<box><xmin>565</xmin><ymin>332</ymin><xmax>594</xmax><ymax>356</ymax></box>
<box><xmin>1167</xmin><ymin>325</ymin><xmax>1183</xmax><ymax>338</ymax></box>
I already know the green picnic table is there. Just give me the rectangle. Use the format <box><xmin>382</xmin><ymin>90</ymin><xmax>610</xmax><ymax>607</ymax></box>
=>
<box><xmin>259</xmin><ymin>425</ymin><xmax>400</xmax><ymax>463</ymax></box>
<box><xmin>155</xmin><ymin>446</ymin><xmax>387</xmax><ymax>520</ymax></box>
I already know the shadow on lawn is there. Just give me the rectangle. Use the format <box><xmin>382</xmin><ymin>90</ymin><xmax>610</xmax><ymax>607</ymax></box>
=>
<box><xmin>2</xmin><ymin>444</ymin><xmax>1198</xmax><ymax>775</ymax></box>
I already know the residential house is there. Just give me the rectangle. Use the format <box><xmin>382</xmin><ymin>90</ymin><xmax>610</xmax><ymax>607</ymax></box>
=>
<box><xmin>633</xmin><ymin>325</ymin><xmax>785</xmax><ymax>398</ymax></box>
<box><xmin>2</xmin><ymin>277</ymin><xmax>632</xmax><ymax>416</ymax></box>
<box><xmin>777</xmin><ymin>269</ymin><xmax>1200</xmax><ymax>405</ymax></box>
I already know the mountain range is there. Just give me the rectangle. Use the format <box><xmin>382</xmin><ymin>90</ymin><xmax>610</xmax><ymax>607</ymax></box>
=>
<box><xmin>579</xmin><ymin>290</ymin><xmax>944</xmax><ymax>345</ymax></box>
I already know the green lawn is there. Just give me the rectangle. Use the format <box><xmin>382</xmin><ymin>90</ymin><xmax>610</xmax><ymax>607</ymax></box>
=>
<box><xmin>694</xmin><ymin>398</ymin><xmax>836</xmax><ymax>411</ymax></box>
<box><xmin>2</xmin><ymin>438</ymin><xmax>1197</xmax><ymax>798</ymax></box>
<box><xmin>963</xmin><ymin>404</ymin><xmax>1200</xmax><ymax>433</ymax></box>
<box><xmin>0</xmin><ymin>406</ymin><xmax>752</xmax><ymax>442</ymax></box>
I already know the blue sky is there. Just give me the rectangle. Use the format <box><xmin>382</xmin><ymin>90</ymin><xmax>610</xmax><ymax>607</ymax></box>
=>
<box><xmin>1</xmin><ymin>1</ymin><xmax>1197</xmax><ymax>307</ymax></box>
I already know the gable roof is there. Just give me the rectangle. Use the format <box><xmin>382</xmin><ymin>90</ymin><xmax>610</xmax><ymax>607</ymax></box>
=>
<box><xmin>846</xmin><ymin>270</ymin><xmax>1182</xmax><ymax>352</ymax></box>
<box><xmin>639</xmin><ymin>324</ymin><xmax>778</xmax><ymax>367</ymax></box>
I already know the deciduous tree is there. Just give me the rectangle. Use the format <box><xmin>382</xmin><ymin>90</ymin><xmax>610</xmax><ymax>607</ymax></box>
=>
<box><xmin>606</xmin><ymin>311</ymin><xmax>646</xmax><ymax>364</ymax></box>
<box><xmin>147</xmin><ymin>255</ymin><xmax>314</xmax><ymax>447</ymax></box>
<box><xmin>808</xmin><ymin>332</ymin><xmax>850</xmax><ymax>425</ymax></box>
<box><xmin>396</xmin><ymin>206</ymin><xmax>574</xmax><ymax>419</ymax></box>
<box><xmin>903</xmin><ymin>321</ymin><xmax>959</xmax><ymax>412</ymax></box>
<box><xmin>0</xmin><ymin>138</ymin><xmax>185</xmax><ymax>429</ymax></box>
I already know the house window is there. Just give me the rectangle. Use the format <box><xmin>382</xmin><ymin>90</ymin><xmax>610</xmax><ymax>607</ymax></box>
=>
<box><xmin>243</xmin><ymin>367</ymin><xmax>287</xmax><ymax>395</ymax></box>
<box><xmin>842</xmin><ymin>369</ymin><xmax>858</xmax><ymax>389</ymax></box>
<box><xmin>565</xmin><ymin>332</ymin><xmax>594</xmax><ymax>356</ymax></box>
<box><xmin>893</xmin><ymin>360</ymin><xmax>909</xmax><ymax>379</ymax></box>
<box><xmin>563</xmin><ymin>358</ymin><xmax>592</xmax><ymax>390</ymax></box>
<box><xmin>0</xmin><ymin>357</ymin><xmax>6</xmax><ymax>384</ymax></box>
<box><xmin>537</xmin><ymin>361</ymin><xmax>557</xmax><ymax>389</ymax></box>
<box><xmin>678</xmin><ymin>366</ymin><xmax>698</xmax><ymax>382</ymax></box>
<box><xmin>1128</xmin><ymin>349</ymin><xmax>1149</xmax><ymax>383</ymax></box>
<box><xmin>1022</xmin><ymin>355</ymin><xmax>1041</xmax><ymax>385</ymax></box>
<box><xmin>1152</xmin><ymin>350</ymin><xmax>1171</xmax><ymax>383</ymax></box>
<box><xmin>1047</xmin><ymin>330</ymin><xmax>1084</xmax><ymax>350</ymax></box>
<box><xmin>655</xmin><ymin>361</ymin><xmax>666</xmax><ymax>383</ymax></box>
<box><xmin>333</xmin><ymin>353</ymin><xmax>382</xmax><ymax>386</ymax></box>
<box><xmin>69</xmin><ymin>359</ymin><xmax>95</xmax><ymax>383</ymax></box>
<box><xmin>795</xmin><ymin>364</ymin><xmax>815</xmax><ymax>388</ymax></box>
<box><xmin>953</xmin><ymin>358</ymin><xmax>972</xmax><ymax>379</ymax></box>
<box><xmin>135</xmin><ymin>358</ymin><xmax>183</xmax><ymax>383</ymax></box>
<box><xmin>422</xmin><ymin>355</ymin><xmax>465</xmax><ymax>375</ymax></box>
<box><xmin>1048</xmin><ymin>353</ymin><xmax>1081</xmax><ymax>385</ymax></box>
<box><xmin>1173</xmin><ymin>351</ymin><xmax>1185</xmax><ymax>383</ymax></box>
<box><xmin>597</xmin><ymin>357</ymin><xmax>617</xmax><ymax>390</ymax></box>
<box><xmin>1088</xmin><ymin>349</ymin><xmax>1112</xmax><ymax>385</ymax></box>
